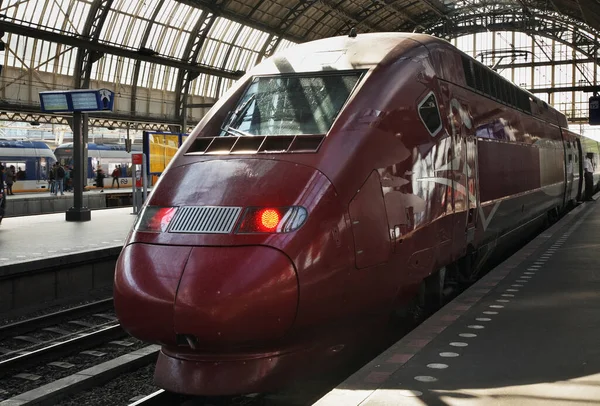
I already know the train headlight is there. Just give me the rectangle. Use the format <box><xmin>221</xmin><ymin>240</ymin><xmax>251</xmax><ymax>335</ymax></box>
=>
<box><xmin>135</xmin><ymin>206</ymin><xmax>177</xmax><ymax>233</ymax></box>
<box><xmin>237</xmin><ymin>207</ymin><xmax>307</xmax><ymax>234</ymax></box>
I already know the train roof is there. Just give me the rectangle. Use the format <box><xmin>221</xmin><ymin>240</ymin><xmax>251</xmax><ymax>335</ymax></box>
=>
<box><xmin>0</xmin><ymin>139</ymin><xmax>53</xmax><ymax>149</ymax></box>
<box><xmin>56</xmin><ymin>143</ymin><xmax>130</xmax><ymax>151</ymax></box>
<box><xmin>252</xmin><ymin>32</ymin><xmax>438</xmax><ymax>75</ymax></box>
<box><xmin>250</xmin><ymin>32</ymin><xmax>565</xmax><ymax>126</ymax></box>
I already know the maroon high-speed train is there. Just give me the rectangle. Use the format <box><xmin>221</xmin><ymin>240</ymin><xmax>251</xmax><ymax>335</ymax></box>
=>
<box><xmin>114</xmin><ymin>33</ymin><xmax>600</xmax><ymax>395</ymax></box>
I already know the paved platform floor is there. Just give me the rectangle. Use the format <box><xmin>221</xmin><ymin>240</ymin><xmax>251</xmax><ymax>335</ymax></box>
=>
<box><xmin>0</xmin><ymin>207</ymin><xmax>135</xmax><ymax>266</ymax></box>
<box><xmin>315</xmin><ymin>198</ymin><xmax>600</xmax><ymax>406</ymax></box>
<box><xmin>7</xmin><ymin>187</ymin><xmax>136</xmax><ymax>200</ymax></box>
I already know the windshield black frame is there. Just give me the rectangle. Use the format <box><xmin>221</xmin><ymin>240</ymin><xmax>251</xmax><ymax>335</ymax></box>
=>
<box><xmin>219</xmin><ymin>70</ymin><xmax>366</xmax><ymax>138</ymax></box>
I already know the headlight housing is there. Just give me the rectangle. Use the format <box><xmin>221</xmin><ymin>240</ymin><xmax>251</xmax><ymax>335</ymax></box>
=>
<box><xmin>237</xmin><ymin>207</ymin><xmax>308</xmax><ymax>234</ymax></box>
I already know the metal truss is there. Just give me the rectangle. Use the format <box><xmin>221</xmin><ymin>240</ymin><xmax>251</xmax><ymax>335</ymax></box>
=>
<box><xmin>174</xmin><ymin>7</ymin><xmax>221</xmax><ymax>130</ymax></box>
<box><xmin>177</xmin><ymin>0</ymin><xmax>305</xmax><ymax>43</ymax></box>
<box><xmin>425</xmin><ymin>7</ymin><xmax>600</xmax><ymax>62</ymax></box>
<box><xmin>257</xmin><ymin>0</ymin><xmax>318</xmax><ymax>61</ymax></box>
<box><xmin>214</xmin><ymin>1</ymin><xmax>266</xmax><ymax>94</ymax></box>
<box><xmin>332</xmin><ymin>0</ymin><xmax>435</xmax><ymax>36</ymax></box>
<box><xmin>130</xmin><ymin>0</ymin><xmax>166</xmax><ymax>117</ymax></box>
<box><xmin>73</xmin><ymin>0</ymin><xmax>114</xmax><ymax>90</ymax></box>
<box><xmin>0</xmin><ymin>111</ymin><xmax>182</xmax><ymax>132</ymax></box>
<box><xmin>0</xmin><ymin>19</ymin><xmax>242</xmax><ymax>80</ymax></box>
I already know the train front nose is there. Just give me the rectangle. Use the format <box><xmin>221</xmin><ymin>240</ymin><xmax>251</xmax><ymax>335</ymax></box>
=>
<box><xmin>115</xmin><ymin>157</ymin><xmax>338</xmax><ymax>343</ymax></box>
<box><xmin>114</xmin><ymin>243</ymin><xmax>298</xmax><ymax>345</ymax></box>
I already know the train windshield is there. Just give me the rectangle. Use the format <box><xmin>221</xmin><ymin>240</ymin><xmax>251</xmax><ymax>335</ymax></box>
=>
<box><xmin>220</xmin><ymin>72</ymin><xmax>363</xmax><ymax>137</ymax></box>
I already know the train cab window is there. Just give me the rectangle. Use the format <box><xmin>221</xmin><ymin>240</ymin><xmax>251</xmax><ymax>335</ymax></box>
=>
<box><xmin>418</xmin><ymin>92</ymin><xmax>442</xmax><ymax>136</ymax></box>
<box><xmin>219</xmin><ymin>71</ymin><xmax>363</xmax><ymax>137</ymax></box>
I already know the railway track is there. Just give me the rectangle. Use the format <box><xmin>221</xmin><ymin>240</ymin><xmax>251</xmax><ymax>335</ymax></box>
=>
<box><xmin>129</xmin><ymin>390</ymin><xmax>276</xmax><ymax>406</ymax></box>
<box><xmin>0</xmin><ymin>298</ymin><xmax>113</xmax><ymax>340</ymax></box>
<box><xmin>0</xmin><ymin>298</ymin><xmax>123</xmax><ymax>377</ymax></box>
<box><xmin>0</xmin><ymin>323</ymin><xmax>125</xmax><ymax>377</ymax></box>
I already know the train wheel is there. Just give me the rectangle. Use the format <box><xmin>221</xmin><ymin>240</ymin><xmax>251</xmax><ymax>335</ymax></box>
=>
<box><xmin>400</xmin><ymin>267</ymin><xmax>447</xmax><ymax>324</ymax></box>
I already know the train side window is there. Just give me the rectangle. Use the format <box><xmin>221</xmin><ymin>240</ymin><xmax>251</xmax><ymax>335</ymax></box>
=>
<box><xmin>418</xmin><ymin>92</ymin><xmax>442</xmax><ymax>136</ymax></box>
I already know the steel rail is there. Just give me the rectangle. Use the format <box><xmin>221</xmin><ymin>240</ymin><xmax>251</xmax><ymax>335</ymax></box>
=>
<box><xmin>0</xmin><ymin>324</ymin><xmax>125</xmax><ymax>377</ymax></box>
<box><xmin>0</xmin><ymin>298</ymin><xmax>113</xmax><ymax>341</ymax></box>
<box><xmin>129</xmin><ymin>390</ymin><xmax>185</xmax><ymax>406</ymax></box>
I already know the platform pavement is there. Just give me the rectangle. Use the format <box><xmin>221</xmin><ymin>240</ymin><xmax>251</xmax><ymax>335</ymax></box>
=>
<box><xmin>7</xmin><ymin>187</ymin><xmax>135</xmax><ymax>200</ymax></box>
<box><xmin>314</xmin><ymin>196</ymin><xmax>600</xmax><ymax>406</ymax></box>
<box><xmin>2</xmin><ymin>187</ymin><xmax>140</xmax><ymax>217</ymax></box>
<box><xmin>0</xmin><ymin>207</ymin><xmax>135</xmax><ymax>267</ymax></box>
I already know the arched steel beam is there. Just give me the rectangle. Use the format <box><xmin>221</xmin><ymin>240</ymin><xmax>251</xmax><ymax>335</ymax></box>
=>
<box><xmin>256</xmin><ymin>0</ymin><xmax>318</xmax><ymax>62</ymax></box>
<box><xmin>332</xmin><ymin>0</ymin><xmax>432</xmax><ymax>36</ymax></box>
<box><xmin>130</xmin><ymin>0</ymin><xmax>166</xmax><ymax>117</ymax></box>
<box><xmin>315</xmin><ymin>0</ymin><xmax>382</xmax><ymax>33</ymax></box>
<box><xmin>0</xmin><ymin>20</ymin><xmax>243</xmax><ymax>78</ymax></box>
<box><xmin>73</xmin><ymin>0</ymin><xmax>114</xmax><ymax>90</ymax></box>
<box><xmin>174</xmin><ymin>5</ymin><xmax>223</xmax><ymax>131</ymax></box>
<box><xmin>423</xmin><ymin>8</ymin><xmax>600</xmax><ymax>61</ymax></box>
<box><xmin>214</xmin><ymin>1</ymin><xmax>267</xmax><ymax>95</ymax></box>
<box><xmin>296</xmin><ymin>0</ymin><xmax>348</xmax><ymax>46</ymax></box>
<box><xmin>177</xmin><ymin>0</ymin><xmax>305</xmax><ymax>43</ymax></box>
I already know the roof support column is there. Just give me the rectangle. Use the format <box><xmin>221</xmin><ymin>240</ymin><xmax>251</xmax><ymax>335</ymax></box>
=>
<box><xmin>175</xmin><ymin>7</ymin><xmax>221</xmax><ymax>133</ymax></box>
<box><xmin>74</xmin><ymin>0</ymin><xmax>114</xmax><ymax>89</ymax></box>
<box><xmin>131</xmin><ymin>0</ymin><xmax>166</xmax><ymax>118</ymax></box>
<box><xmin>256</xmin><ymin>1</ymin><xmax>317</xmax><ymax>62</ymax></box>
<box><xmin>72</xmin><ymin>0</ymin><xmax>113</xmax><ymax>192</ymax></box>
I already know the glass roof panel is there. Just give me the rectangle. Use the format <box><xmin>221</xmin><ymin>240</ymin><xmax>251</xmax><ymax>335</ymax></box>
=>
<box><xmin>137</xmin><ymin>61</ymin><xmax>153</xmax><ymax>88</ymax></box>
<box><xmin>2</xmin><ymin>0</ymin><xmax>91</xmax><ymax>34</ymax></box>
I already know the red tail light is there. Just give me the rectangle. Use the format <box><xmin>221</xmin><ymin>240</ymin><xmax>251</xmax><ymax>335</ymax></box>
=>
<box><xmin>135</xmin><ymin>206</ymin><xmax>177</xmax><ymax>233</ymax></box>
<box><xmin>237</xmin><ymin>207</ymin><xmax>307</xmax><ymax>234</ymax></box>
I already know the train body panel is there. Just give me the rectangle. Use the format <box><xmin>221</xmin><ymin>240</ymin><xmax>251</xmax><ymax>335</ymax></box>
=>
<box><xmin>54</xmin><ymin>142</ymin><xmax>137</xmax><ymax>187</ymax></box>
<box><xmin>114</xmin><ymin>33</ymin><xmax>600</xmax><ymax>395</ymax></box>
<box><xmin>0</xmin><ymin>140</ymin><xmax>57</xmax><ymax>192</ymax></box>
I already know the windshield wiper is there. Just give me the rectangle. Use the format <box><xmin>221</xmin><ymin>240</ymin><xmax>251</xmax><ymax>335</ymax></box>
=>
<box><xmin>222</xmin><ymin>94</ymin><xmax>256</xmax><ymax>136</ymax></box>
<box><xmin>220</xmin><ymin>126</ymin><xmax>254</xmax><ymax>137</ymax></box>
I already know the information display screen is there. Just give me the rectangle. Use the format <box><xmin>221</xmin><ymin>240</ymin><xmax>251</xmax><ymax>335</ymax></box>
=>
<box><xmin>71</xmin><ymin>92</ymin><xmax>99</xmax><ymax>111</ymax></box>
<box><xmin>40</xmin><ymin>93</ymin><xmax>69</xmax><ymax>111</ymax></box>
<box><xmin>39</xmin><ymin>89</ymin><xmax>114</xmax><ymax>113</ymax></box>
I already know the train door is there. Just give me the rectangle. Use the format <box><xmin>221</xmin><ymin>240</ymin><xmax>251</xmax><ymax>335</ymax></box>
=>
<box><xmin>562</xmin><ymin>136</ymin><xmax>575</xmax><ymax>206</ymax></box>
<box><xmin>576</xmin><ymin>138</ymin><xmax>584</xmax><ymax>201</ymax></box>
<box><xmin>443</xmin><ymin>91</ymin><xmax>477</xmax><ymax>257</ymax></box>
<box><xmin>465</xmin><ymin>135</ymin><xmax>479</xmax><ymax>243</ymax></box>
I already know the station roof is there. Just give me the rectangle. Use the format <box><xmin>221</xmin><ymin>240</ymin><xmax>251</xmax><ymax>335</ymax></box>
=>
<box><xmin>0</xmin><ymin>0</ymin><xmax>598</xmax><ymax>125</ymax></box>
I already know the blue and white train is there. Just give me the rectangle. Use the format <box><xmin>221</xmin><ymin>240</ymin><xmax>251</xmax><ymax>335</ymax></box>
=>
<box><xmin>0</xmin><ymin>139</ymin><xmax>57</xmax><ymax>192</ymax></box>
<box><xmin>54</xmin><ymin>142</ymin><xmax>140</xmax><ymax>188</ymax></box>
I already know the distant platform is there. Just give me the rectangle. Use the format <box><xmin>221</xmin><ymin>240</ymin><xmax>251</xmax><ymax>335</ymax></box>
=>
<box><xmin>3</xmin><ymin>187</ymin><xmax>142</xmax><ymax>217</ymax></box>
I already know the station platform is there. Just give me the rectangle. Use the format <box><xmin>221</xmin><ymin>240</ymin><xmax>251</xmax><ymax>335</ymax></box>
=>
<box><xmin>0</xmin><ymin>207</ymin><xmax>134</xmax><ymax>267</ymax></box>
<box><xmin>3</xmin><ymin>188</ymin><xmax>137</xmax><ymax>217</ymax></box>
<box><xmin>315</xmin><ymin>197</ymin><xmax>600</xmax><ymax>406</ymax></box>
<box><xmin>0</xmin><ymin>208</ymin><xmax>135</xmax><ymax>315</ymax></box>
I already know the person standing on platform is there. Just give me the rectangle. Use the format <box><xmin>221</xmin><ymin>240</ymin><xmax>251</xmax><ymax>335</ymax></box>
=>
<box><xmin>55</xmin><ymin>163</ymin><xmax>65</xmax><ymax>196</ymax></box>
<box><xmin>0</xmin><ymin>165</ymin><xmax>5</xmax><ymax>195</ymax></box>
<box><xmin>5</xmin><ymin>166</ymin><xmax>15</xmax><ymax>195</ymax></box>
<box><xmin>49</xmin><ymin>163</ymin><xmax>56</xmax><ymax>194</ymax></box>
<box><xmin>0</xmin><ymin>182</ymin><xmax>4</xmax><ymax>225</ymax></box>
<box><xmin>111</xmin><ymin>166</ymin><xmax>120</xmax><ymax>189</ymax></box>
<box><xmin>96</xmin><ymin>168</ymin><xmax>105</xmax><ymax>192</ymax></box>
<box><xmin>584</xmin><ymin>153</ymin><xmax>595</xmax><ymax>201</ymax></box>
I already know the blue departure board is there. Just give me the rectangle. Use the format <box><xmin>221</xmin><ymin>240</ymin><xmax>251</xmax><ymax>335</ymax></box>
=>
<box><xmin>40</xmin><ymin>93</ymin><xmax>69</xmax><ymax>112</ymax></box>
<box><xmin>71</xmin><ymin>92</ymin><xmax>100</xmax><ymax>111</ymax></box>
<box><xmin>39</xmin><ymin>89</ymin><xmax>115</xmax><ymax>113</ymax></box>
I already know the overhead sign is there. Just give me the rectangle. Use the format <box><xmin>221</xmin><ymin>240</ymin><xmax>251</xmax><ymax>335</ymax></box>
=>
<box><xmin>39</xmin><ymin>89</ymin><xmax>115</xmax><ymax>113</ymax></box>
<box><xmin>590</xmin><ymin>96</ymin><xmax>600</xmax><ymax>125</ymax></box>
